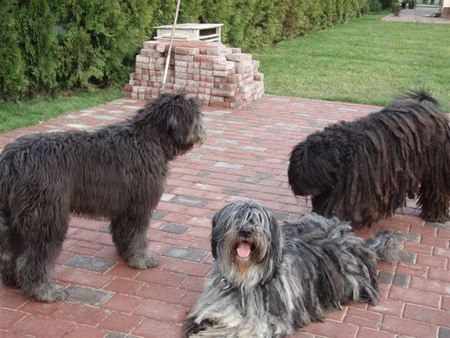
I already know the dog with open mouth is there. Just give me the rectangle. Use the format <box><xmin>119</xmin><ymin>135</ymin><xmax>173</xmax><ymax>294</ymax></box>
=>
<box><xmin>184</xmin><ymin>200</ymin><xmax>400</xmax><ymax>337</ymax></box>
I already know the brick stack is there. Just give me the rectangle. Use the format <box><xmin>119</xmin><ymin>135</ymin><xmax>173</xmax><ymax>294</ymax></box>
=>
<box><xmin>123</xmin><ymin>40</ymin><xmax>264</xmax><ymax>108</ymax></box>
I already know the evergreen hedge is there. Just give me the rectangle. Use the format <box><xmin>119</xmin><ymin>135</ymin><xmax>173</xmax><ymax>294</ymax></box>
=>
<box><xmin>0</xmin><ymin>1</ymin><xmax>28</xmax><ymax>100</ymax></box>
<box><xmin>0</xmin><ymin>0</ymin><xmax>369</xmax><ymax>101</ymax></box>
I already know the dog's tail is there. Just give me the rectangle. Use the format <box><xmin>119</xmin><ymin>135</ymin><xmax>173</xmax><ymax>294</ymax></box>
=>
<box><xmin>398</xmin><ymin>89</ymin><xmax>440</xmax><ymax>107</ymax></box>
<box><xmin>365</xmin><ymin>231</ymin><xmax>401</xmax><ymax>263</ymax></box>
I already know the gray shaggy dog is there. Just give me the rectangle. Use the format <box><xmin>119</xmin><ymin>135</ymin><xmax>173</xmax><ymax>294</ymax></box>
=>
<box><xmin>288</xmin><ymin>90</ymin><xmax>450</xmax><ymax>229</ymax></box>
<box><xmin>0</xmin><ymin>93</ymin><xmax>206</xmax><ymax>302</ymax></box>
<box><xmin>185</xmin><ymin>200</ymin><xmax>400</xmax><ymax>338</ymax></box>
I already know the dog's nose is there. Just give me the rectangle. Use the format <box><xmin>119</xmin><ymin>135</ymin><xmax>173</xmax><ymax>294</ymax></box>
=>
<box><xmin>239</xmin><ymin>226</ymin><xmax>253</xmax><ymax>238</ymax></box>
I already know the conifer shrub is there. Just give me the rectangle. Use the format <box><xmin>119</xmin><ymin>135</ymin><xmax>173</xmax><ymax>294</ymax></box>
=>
<box><xmin>0</xmin><ymin>0</ymin><xmax>370</xmax><ymax>101</ymax></box>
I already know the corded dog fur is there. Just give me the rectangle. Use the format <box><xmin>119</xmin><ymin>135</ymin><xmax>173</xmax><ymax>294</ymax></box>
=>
<box><xmin>185</xmin><ymin>200</ymin><xmax>400</xmax><ymax>337</ymax></box>
<box><xmin>0</xmin><ymin>93</ymin><xmax>206</xmax><ymax>302</ymax></box>
<box><xmin>288</xmin><ymin>90</ymin><xmax>450</xmax><ymax>228</ymax></box>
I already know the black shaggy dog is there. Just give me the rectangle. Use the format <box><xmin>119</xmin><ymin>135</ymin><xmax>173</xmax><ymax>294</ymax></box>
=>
<box><xmin>0</xmin><ymin>93</ymin><xmax>206</xmax><ymax>302</ymax></box>
<box><xmin>288</xmin><ymin>91</ymin><xmax>450</xmax><ymax>228</ymax></box>
<box><xmin>185</xmin><ymin>200</ymin><xmax>400</xmax><ymax>337</ymax></box>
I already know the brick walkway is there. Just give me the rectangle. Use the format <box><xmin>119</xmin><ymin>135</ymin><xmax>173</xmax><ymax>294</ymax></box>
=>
<box><xmin>0</xmin><ymin>95</ymin><xmax>449</xmax><ymax>338</ymax></box>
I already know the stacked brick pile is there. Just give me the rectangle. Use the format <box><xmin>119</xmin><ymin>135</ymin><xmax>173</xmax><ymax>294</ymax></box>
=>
<box><xmin>123</xmin><ymin>40</ymin><xmax>264</xmax><ymax>108</ymax></box>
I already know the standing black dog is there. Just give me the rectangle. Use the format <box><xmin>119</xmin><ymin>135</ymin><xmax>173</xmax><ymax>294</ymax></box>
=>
<box><xmin>0</xmin><ymin>93</ymin><xmax>206</xmax><ymax>302</ymax></box>
<box><xmin>288</xmin><ymin>91</ymin><xmax>450</xmax><ymax>228</ymax></box>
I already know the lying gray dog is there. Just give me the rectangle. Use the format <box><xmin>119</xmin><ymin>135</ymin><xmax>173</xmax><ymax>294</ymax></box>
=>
<box><xmin>185</xmin><ymin>200</ymin><xmax>400</xmax><ymax>337</ymax></box>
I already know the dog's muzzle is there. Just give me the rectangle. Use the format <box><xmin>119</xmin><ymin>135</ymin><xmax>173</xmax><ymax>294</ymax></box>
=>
<box><xmin>235</xmin><ymin>225</ymin><xmax>255</xmax><ymax>261</ymax></box>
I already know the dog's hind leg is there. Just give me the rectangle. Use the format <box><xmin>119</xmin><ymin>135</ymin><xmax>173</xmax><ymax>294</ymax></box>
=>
<box><xmin>0</xmin><ymin>245</ymin><xmax>18</xmax><ymax>287</ymax></box>
<box><xmin>13</xmin><ymin>204</ymin><xmax>68</xmax><ymax>302</ymax></box>
<box><xmin>418</xmin><ymin>148</ymin><xmax>450</xmax><ymax>223</ymax></box>
<box><xmin>111</xmin><ymin>211</ymin><xmax>159</xmax><ymax>269</ymax></box>
<box><xmin>418</xmin><ymin>182</ymin><xmax>450</xmax><ymax>223</ymax></box>
<box><xmin>1</xmin><ymin>259</ymin><xmax>17</xmax><ymax>287</ymax></box>
<box><xmin>0</xmin><ymin>241</ymin><xmax>17</xmax><ymax>286</ymax></box>
<box><xmin>0</xmin><ymin>211</ymin><xmax>17</xmax><ymax>287</ymax></box>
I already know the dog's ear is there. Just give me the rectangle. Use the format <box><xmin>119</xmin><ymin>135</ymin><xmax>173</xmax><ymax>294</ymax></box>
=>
<box><xmin>134</xmin><ymin>93</ymin><xmax>193</xmax><ymax>145</ymax></box>
<box><xmin>166</xmin><ymin>112</ymin><xmax>183</xmax><ymax>144</ymax></box>
<box><xmin>289</xmin><ymin>139</ymin><xmax>341</xmax><ymax>196</ymax></box>
<box><xmin>210</xmin><ymin>210</ymin><xmax>222</xmax><ymax>259</ymax></box>
<box><xmin>262</xmin><ymin>210</ymin><xmax>282</xmax><ymax>281</ymax></box>
<box><xmin>161</xmin><ymin>94</ymin><xmax>196</xmax><ymax>145</ymax></box>
<box><xmin>268</xmin><ymin>212</ymin><xmax>282</xmax><ymax>262</ymax></box>
<box><xmin>210</xmin><ymin>202</ymin><xmax>235</xmax><ymax>259</ymax></box>
<box><xmin>288</xmin><ymin>143</ymin><xmax>306</xmax><ymax>195</ymax></box>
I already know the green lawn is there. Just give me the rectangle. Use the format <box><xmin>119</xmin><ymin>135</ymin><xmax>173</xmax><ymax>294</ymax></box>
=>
<box><xmin>254</xmin><ymin>14</ymin><xmax>450</xmax><ymax>111</ymax></box>
<box><xmin>0</xmin><ymin>88</ymin><xmax>123</xmax><ymax>133</ymax></box>
<box><xmin>1</xmin><ymin>14</ymin><xmax>449</xmax><ymax>134</ymax></box>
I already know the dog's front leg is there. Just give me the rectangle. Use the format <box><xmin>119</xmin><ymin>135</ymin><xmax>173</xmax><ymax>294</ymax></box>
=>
<box><xmin>110</xmin><ymin>211</ymin><xmax>159</xmax><ymax>269</ymax></box>
<box><xmin>188</xmin><ymin>324</ymin><xmax>237</xmax><ymax>338</ymax></box>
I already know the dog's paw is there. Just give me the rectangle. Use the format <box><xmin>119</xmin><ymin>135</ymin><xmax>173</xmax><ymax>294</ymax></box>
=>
<box><xmin>127</xmin><ymin>251</ymin><xmax>159</xmax><ymax>269</ymax></box>
<box><xmin>32</xmin><ymin>283</ymin><xmax>68</xmax><ymax>302</ymax></box>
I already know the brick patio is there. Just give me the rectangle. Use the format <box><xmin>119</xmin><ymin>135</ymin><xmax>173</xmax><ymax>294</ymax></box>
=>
<box><xmin>0</xmin><ymin>95</ymin><xmax>449</xmax><ymax>338</ymax></box>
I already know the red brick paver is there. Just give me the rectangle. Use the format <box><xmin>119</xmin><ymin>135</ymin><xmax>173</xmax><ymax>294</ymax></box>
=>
<box><xmin>0</xmin><ymin>95</ymin><xmax>449</xmax><ymax>337</ymax></box>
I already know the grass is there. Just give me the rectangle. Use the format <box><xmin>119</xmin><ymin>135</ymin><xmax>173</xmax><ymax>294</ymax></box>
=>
<box><xmin>1</xmin><ymin>13</ymin><xmax>449</xmax><ymax>134</ymax></box>
<box><xmin>0</xmin><ymin>87</ymin><xmax>123</xmax><ymax>133</ymax></box>
<box><xmin>254</xmin><ymin>13</ymin><xmax>450</xmax><ymax>111</ymax></box>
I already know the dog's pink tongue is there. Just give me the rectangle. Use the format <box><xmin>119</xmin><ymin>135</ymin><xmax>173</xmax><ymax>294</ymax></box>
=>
<box><xmin>237</xmin><ymin>242</ymin><xmax>251</xmax><ymax>258</ymax></box>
